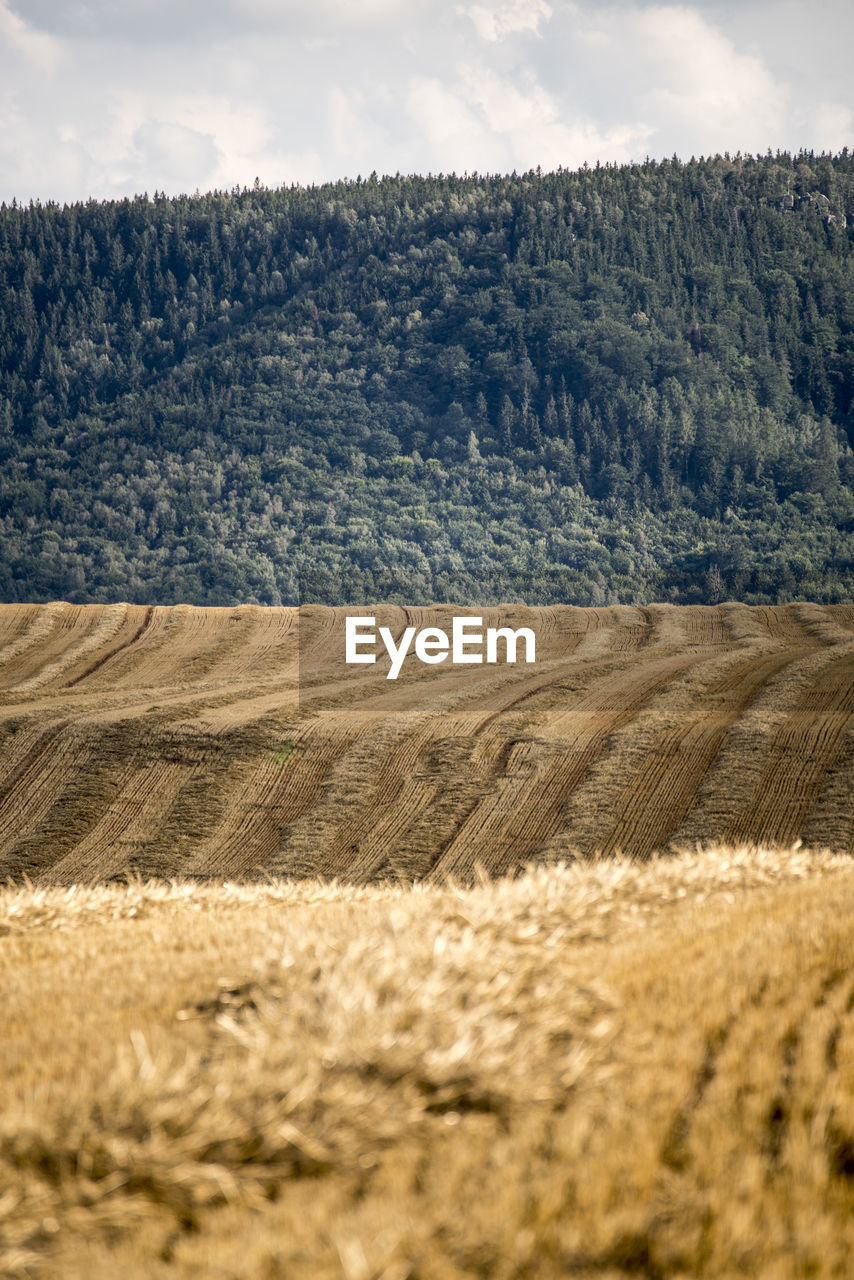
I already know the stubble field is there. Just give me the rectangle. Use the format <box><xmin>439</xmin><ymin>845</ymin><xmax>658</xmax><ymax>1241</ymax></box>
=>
<box><xmin>1</xmin><ymin>600</ymin><xmax>854</xmax><ymax>881</ymax></box>
<box><xmin>2</xmin><ymin>602</ymin><xmax>854</xmax><ymax>1276</ymax></box>
<box><xmin>3</xmin><ymin>847</ymin><xmax>854</xmax><ymax>1277</ymax></box>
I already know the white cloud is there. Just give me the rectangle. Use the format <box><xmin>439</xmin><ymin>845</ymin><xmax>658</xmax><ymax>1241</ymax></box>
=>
<box><xmin>330</xmin><ymin>88</ymin><xmax>373</xmax><ymax>159</ymax></box>
<box><xmin>408</xmin><ymin>61</ymin><xmax>652</xmax><ymax>176</ymax></box>
<box><xmin>460</xmin><ymin>62</ymin><xmax>652</xmax><ymax>171</ymax></box>
<box><xmin>0</xmin><ymin>0</ymin><xmax>852</xmax><ymax>204</ymax></box>
<box><xmin>0</xmin><ymin>0</ymin><xmax>60</xmax><ymax>71</ymax></box>
<box><xmin>103</xmin><ymin>93</ymin><xmax>324</xmax><ymax>193</ymax></box>
<box><xmin>575</xmin><ymin>25</ymin><xmax>609</xmax><ymax>48</ymax></box>
<box><xmin>463</xmin><ymin>0</ymin><xmax>553</xmax><ymax>43</ymax></box>
<box><xmin>632</xmin><ymin>5</ymin><xmax>786</xmax><ymax>151</ymax></box>
<box><xmin>460</xmin><ymin>63</ymin><xmax>554</xmax><ymax>134</ymax></box>
<box><xmin>9</xmin><ymin>0</ymin><xmax>419</xmax><ymax>43</ymax></box>
<box><xmin>407</xmin><ymin>76</ymin><xmax>485</xmax><ymax>166</ymax></box>
<box><xmin>810</xmin><ymin>102</ymin><xmax>854</xmax><ymax>154</ymax></box>
<box><xmin>131</xmin><ymin>122</ymin><xmax>220</xmax><ymax>188</ymax></box>
<box><xmin>234</xmin><ymin>0</ymin><xmax>418</xmax><ymax>30</ymax></box>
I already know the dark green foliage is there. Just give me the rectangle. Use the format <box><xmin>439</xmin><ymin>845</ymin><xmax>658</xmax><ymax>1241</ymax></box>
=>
<box><xmin>1</xmin><ymin>152</ymin><xmax>853</xmax><ymax>605</ymax></box>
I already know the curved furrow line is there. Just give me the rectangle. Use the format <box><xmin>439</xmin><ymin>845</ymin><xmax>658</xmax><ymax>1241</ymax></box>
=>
<box><xmin>154</xmin><ymin>606</ymin><xmax>281</xmax><ymax>688</ymax></box>
<box><xmin>237</xmin><ymin>606</ymin><xmax>297</xmax><ymax>679</ymax></box>
<box><xmin>572</xmin><ymin>605</ymin><xmax>636</xmax><ymax>653</ymax></box>
<box><xmin>312</xmin><ymin>651</ymin><xmax>593</xmax><ymax>881</ymax></box>
<box><xmin>0</xmin><ymin>670</ymin><xmax>297</xmax><ymax>733</ymax></box>
<box><xmin>191</xmin><ymin>606</ymin><xmax>297</xmax><ymax>685</ymax></box>
<box><xmin>339</xmin><ymin>697</ymin><xmax>562</xmax><ymax>882</ymax></box>
<box><xmin>718</xmin><ymin>603</ymin><xmax>776</xmax><ymax>643</ymax></box>
<box><xmin>45</xmin><ymin>762</ymin><xmax>193</xmax><ymax>884</ymax></box>
<box><xmin>401</xmin><ymin>604</ymin><xmax>436</xmax><ymax>631</ymax></box>
<box><xmin>570</xmin><ymin>607</ymin><xmax>604</xmax><ymax>652</ymax></box>
<box><xmin>641</xmin><ymin>603</ymin><xmax>687</xmax><ymax>647</ymax></box>
<box><xmin>266</xmin><ymin>712</ymin><xmax>433</xmax><ymax>879</ymax></box>
<box><xmin>92</xmin><ymin>604</ymin><xmax>246</xmax><ymax>695</ymax></box>
<box><xmin>358</xmin><ymin>733</ymin><xmax>513</xmax><ymax>883</ymax></box>
<box><xmin>312</xmin><ymin>714</ymin><xmax>512</xmax><ymax>881</ymax></box>
<box><xmin>716</xmin><ymin>602</ymin><xmax>816</xmax><ymax>646</ymax></box>
<box><xmin>535</xmin><ymin>605</ymin><xmax>558</xmax><ymax>639</ymax></box>
<box><xmin>189</xmin><ymin>719</ymin><xmax>368</xmax><ymax>878</ymax></box>
<box><xmin>297</xmin><ymin>603</ymin><xmax>377</xmax><ymax>689</ymax></box>
<box><xmin>250</xmin><ymin>722</ymin><xmax>379</xmax><ymax>878</ymax></box>
<box><xmin>533</xmin><ymin>639</ymin><xmax>796</xmax><ymax>863</ymax></box>
<box><xmin>431</xmin><ymin>651</ymin><xmax>702</xmax><ymax>881</ymax></box>
<box><xmin>677</xmin><ymin>604</ymin><xmax>729</xmax><ymax>647</ymax></box>
<box><xmin>63</xmin><ymin>605</ymin><xmax>155</xmax><ymax>688</ymax></box>
<box><xmin>314</xmin><ymin>713</ymin><xmax>456</xmax><ymax>880</ymax></box>
<box><xmin>797</xmin><ymin>728</ymin><xmax>854</xmax><ymax>854</ymax></box>
<box><xmin>0</xmin><ymin>727</ymin><xmax>96</xmax><ymax>873</ymax></box>
<box><xmin>7</xmin><ymin>604</ymin><xmax>129</xmax><ymax>693</ymax></box>
<box><xmin>0</xmin><ymin>604</ymin><xmax>35</xmax><ymax>644</ymax></box>
<box><xmin>67</xmin><ymin>605</ymin><xmax>176</xmax><ymax>693</ymax></box>
<box><xmin>0</xmin><ymin>604</ymin><xmax>52</xmax><ymax>670</ymax></box>
<box><xmin>790</xmin><ymin>603</ymin><xmax>854</xmax><ymax>646</ymax></box>
<box><xmin>296</xmin><ymin>659</ymin><xmax>505</xmax><ymax>715</ymax></box>
<box><xmin>182</xmin><ymin>678</ymin><xmax>299</xmax><ymax>733</ymax></box>
<box><xmin>13</xmin><ymin>756</ymin><xmax>141</xmax><ymax>879</ymax></box>
<box><xmin>341</xmin><ymin>776</ymin><xmax>441</xmax><ymax>881</ymax></box>
<box><xmin>184</xmin><ymin>759</ymin><xmax>295</xmax><ymax>878</ymax></box>
<box><xmin>534</xmin><ymin>649</ymin><xmax>703</xmax><ymax>741</ymax></box>
<box><xmin>597</xmin><ymin>646</ymin><xmax>812</xmax><ymax>858</ymax></box>
<box><xmin>0</xmin><ymin>603</ymin><xmax>88</xmax><ymax>691</ymax></box>
<box><xmin>457</xmin><ymin>657</ymin><xmax>587</xmax><ymax>730</ymax></box>
<box><xmin>725</xmin><ymin>648</ymin><xmax>854</xmax><ymax>847</ymax></box>
<box><xmin>829</xmin><ymin>605</ymin><xmax>854</xmax><ymax>633</ymax></box>
<box><xmin>100</xmin><ymin>604</ymin><xmax>210</xmax><ymax>691</ymax></box>
<box><xmin>339</xmin><ymin>656</ymin><xmax>609</xmax><ymax>879</ymax></box>
<box><xmin>0</xmin><ymin>720</ymin><xmax>71</xmax><ymax>847</ymax></box>
<box><xmin>94</xmin><ymin>606</ymin><xmax>292</xmax><ymax>700</ymax></box>
<box><xmin>608</xmin><ymin>605</ymin><xmax>655</xmax><ymax>651</ymax></box>
<box><xmin>670</xmin><ymin>640</ymin><xmax>854</xmax><ymax>849</ymax></box>
<box><xmin>760</xmin><ymin>604</ymin><xmax>821</xmax><ymax>642</ymax></box>
<box><xmin>541</xmin><ymin>604</ymin><xmax>593</xmax><ymax>646</ymax></box>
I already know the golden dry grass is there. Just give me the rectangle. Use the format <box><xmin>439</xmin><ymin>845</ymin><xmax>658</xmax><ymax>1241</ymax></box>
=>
<box><xmin>2</xmin><ymin>602</ymin><xmax>854</xmax><ymax>882</ymax></box>
<box><xmin>3</xmin><ymin>844</ymin><xmax>854</xmax><ymax>1277</ymax></box>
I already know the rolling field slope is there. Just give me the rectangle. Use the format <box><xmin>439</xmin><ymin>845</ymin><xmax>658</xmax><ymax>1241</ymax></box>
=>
<box><xmin>1</xmin><ymin>602</ymin><xmax>854</xmax><ymax>882</ymax></box>
<box><xmin>4</xmin><ymin>847</ymin><xmax>854</xmax><ymax>1278</ymax></box>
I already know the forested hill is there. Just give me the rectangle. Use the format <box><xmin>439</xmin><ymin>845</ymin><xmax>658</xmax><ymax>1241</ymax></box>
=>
<box><xmin>1</xmin><ymin>152</ymin><xmax>853</xmax><ymax>606</ymax></box>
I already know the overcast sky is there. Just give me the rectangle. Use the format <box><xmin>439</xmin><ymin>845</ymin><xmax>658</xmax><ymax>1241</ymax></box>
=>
<box><xmin>1</xmin><ymin>0</ymin><xmax>852</xmax><ymax>205</ymax></box>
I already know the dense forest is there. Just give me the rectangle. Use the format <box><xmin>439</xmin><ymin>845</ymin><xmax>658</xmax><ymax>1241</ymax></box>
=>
<box><xmin>1</xmin><ymin>151</ymin><xmax>853</xmax><ymax>606</ymax></box>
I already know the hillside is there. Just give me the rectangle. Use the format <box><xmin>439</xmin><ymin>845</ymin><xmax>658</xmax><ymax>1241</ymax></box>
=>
<box><xmin>1</xmin><ymin>153</ymin><xmax>854</xmax><ymax>605</ymax></box>
<box><xmin>2</xmin><ymin>601</ymin><xmax>854</xmax><ymax>883</ymax></box>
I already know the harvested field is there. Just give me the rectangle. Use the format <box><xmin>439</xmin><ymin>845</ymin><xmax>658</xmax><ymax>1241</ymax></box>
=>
<box><xmin>1</xmin><ymin>602</ymin><xmax>854</xmax><ymax>882</ymax></box>
<box><xmin>3</xmin><ymin>846</ymin><xmax>854</xmax><ymax>1278</ymax></box>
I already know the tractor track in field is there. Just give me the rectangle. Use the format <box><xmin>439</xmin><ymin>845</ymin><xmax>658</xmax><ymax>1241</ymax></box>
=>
<box><xmin>725</xmin><ymin>646</ymin><xmax>854</xmax><ymax>848</ymax></box>
<box><xmin>1</xmin><ymin>603</ymin><xmax>853</xmax><ymax>882</ymax></box>
<box><xmin>595</xmin><ymin>645</ymin><xmax>814</xmax><ymax>858</ymax></box>
<box><xmin>429</xmin><ymin>650</ymin><xmax>706</xmax><ymax>880</ymax></box>
<box><xmin>63</xmin><ymin>605</ymin><xmax>155</xmax><ymax>687</ymax></box>
<box><xmin>186</xmin><ymin>717</ymin><xmax>371</xmax><ymax>878</ymax></box>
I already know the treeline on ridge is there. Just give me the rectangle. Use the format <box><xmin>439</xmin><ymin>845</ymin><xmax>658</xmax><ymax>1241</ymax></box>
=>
<box><xmin>1</xmin><ymin>151</ymin><xmax>853</xmax><ymax>605</ymax></box>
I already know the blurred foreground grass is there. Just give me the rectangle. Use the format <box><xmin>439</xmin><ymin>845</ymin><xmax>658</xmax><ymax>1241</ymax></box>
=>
<box><xmin>2</xmin><ymin>845</ymin><xmax>854</xmax><ymax>1278</ymax></box>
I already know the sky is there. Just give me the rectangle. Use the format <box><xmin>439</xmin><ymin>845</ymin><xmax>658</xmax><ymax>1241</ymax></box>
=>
<box><xmin>1</xmin><ymin>0</ymin><xmax>852</xmax><ymax>205</ymax></box>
